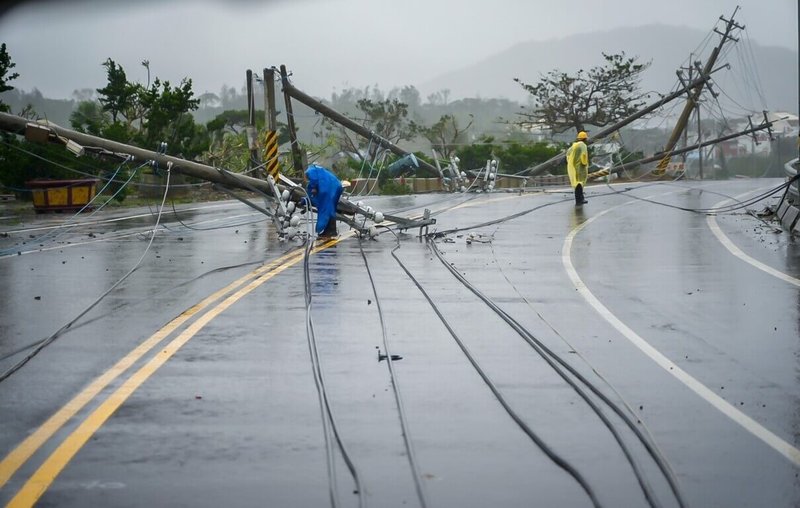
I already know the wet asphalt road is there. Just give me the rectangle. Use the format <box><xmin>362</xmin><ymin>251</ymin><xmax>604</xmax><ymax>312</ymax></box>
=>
<box><xmin>0</xmin><ymin>180</ymin><xmax>798</xmax><ymax>507</ymax></box>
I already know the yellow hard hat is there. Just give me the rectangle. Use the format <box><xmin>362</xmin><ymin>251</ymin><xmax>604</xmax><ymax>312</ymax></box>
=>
<box><xmin>577</xmin><ymin>131</ymin><xmax>588</xmax><ymax>140</ymax></box>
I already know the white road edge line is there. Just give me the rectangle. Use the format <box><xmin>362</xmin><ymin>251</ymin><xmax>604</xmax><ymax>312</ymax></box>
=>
<box><xmin>562</xmin><ymin>194</ymin><xmax>800</xmax><ymax>467</ymax></box>
<box><xmin>706</xmin><ymin>191</ymin><xmax>800</xmax><ymax>287</ymax></box>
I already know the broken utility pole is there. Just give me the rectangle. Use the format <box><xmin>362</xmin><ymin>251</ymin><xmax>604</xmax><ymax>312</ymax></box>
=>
<box><xmin>278</xmin><ymin>65</ymin><xmax>440</xmax><ymax>176</ymax></box>
<box><xmin>521</xmin><ymin>71</ymin><xmax>719</xmax><ymax>177</ymax></box>
<box><xmin>0</xmin><ymin>112</ymin><xmax>280</xmax><ymax>196</ymax></box>
<box><xmin>0</xmin><ymin>111</ymin><xmax>413</xmax><ymax>230</ymax></box>
<box><xmin>589</xmin><ymin>119</ymin><xmax>773</xmax><ymax>178</ymax></box>
<box><xmin>655</xmin><ymin>7</ymin><xmax>744</xmax><ymax>175</ymax></box>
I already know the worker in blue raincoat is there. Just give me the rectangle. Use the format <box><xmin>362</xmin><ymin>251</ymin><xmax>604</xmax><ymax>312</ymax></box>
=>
<box><xmin>304</xmin><ymin>164</ymin><xmax>343</xmax><ymax>237</ymax></box>
<box><xmin>566</xmin><ymin>131</ymin><xmax>589</xmax><ymax>206</ymax></box>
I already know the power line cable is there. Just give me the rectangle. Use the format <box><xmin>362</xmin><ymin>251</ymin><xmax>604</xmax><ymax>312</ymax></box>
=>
<box><xmin>0</xmin><ymin>158</ymin><xmax>146</xmax><ymax>256</ymax></box>
<box><xmin>359</xmin><ymin>238</ymin><xmax>429</xmax><ymax>508</ymax></box>
<box><xmin>0</xmin><ymin>163</ymin><xmax>174</xmax><ymax>383</ymax></box>
<box><xmin>391</xmin><ymin>240</ymin><xmax>603</xmax><ymax>508</ymax></box>
<box><xmin>301</xmin><ymin>227</ymin><xmax>365</xmax><ymax>508</ymax></box>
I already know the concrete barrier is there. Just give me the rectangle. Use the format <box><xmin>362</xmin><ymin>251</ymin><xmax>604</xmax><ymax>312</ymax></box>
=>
<box><xmin>139</xmin><ymin>173</ymin><xmax>189</xmax><ymax>199</ymax></box>
<box><xmin>781</xmin><ymin>205</ymin><xmax>799</xmax><ymax>230</ymax></box>
<box><xmin>407</xmin><ymin>178</ymin><xmax>442</xmax><ymax>193</ymax></box>
<box><xmin>495</xmin><ymin>176</ymin><xmax>527</xmax><ymax>189</ymax></box>
<box><xmin>531</xmin><ymin>174</ymin><xmax>569</xmax><ymax>187</ymax></box>
<box><xmin>777</xmin><ymin>200</ymin><xmax>790</xmax><ymax>220</ymax></box>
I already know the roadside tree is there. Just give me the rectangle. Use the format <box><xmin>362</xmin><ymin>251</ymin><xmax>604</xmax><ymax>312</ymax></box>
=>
<box><xmin>514</xmin><ymin>52</ymin><xmax>650</xmax><ymax>134</ymax></box>
<box><xmin>74</xmin><ymin>58</ymin><xmax>208</xmax><ymax>159</ymax></box>
<box><xmin>0</xmin><ymin>43</ymin><xmax>19</xmax><ymax>113</ymax></box>
<box><xmin>414</xmin><ymin>113</ymin><xmax>473</xmax><ymax>160</ymax></box>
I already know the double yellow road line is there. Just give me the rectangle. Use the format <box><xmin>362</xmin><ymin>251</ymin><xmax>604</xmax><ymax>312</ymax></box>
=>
<box><xmin>0</xmin><ymin>238</ymin><xmax>340</xmax><ymax>507</ymax></box>
<box><xmin>1</xmin><ymin>193</ymin><xmax>528</xmax><ymax>506</ymax></box>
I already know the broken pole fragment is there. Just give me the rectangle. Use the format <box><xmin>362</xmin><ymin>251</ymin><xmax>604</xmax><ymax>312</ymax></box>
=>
<box><xmin>278</xmin><ymin>66</ymin><xmax>440</xmax><ymax>176</ymax></box>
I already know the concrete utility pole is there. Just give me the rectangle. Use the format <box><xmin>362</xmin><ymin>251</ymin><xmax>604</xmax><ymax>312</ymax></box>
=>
<box><xmin>279</xmin><ymin>66</ymin><xmax>441</xmax><ymax>176</ymax></box>
<box><xmin>0</xmin><ymin>111</ymin><xmax>292</xmax><ymax>199</ymax></box>
<box><xmin>675</xmin><ymin>53</ymin><xmax>694</xmax><ymax>171</ymax></box>
<box><xmin>279</xmin><ymin>65</ymin><xmax>306</xmax><ymax>177</ymax></box>
<box><xmin>596</xmin><ymin>120</ymin><xmax>773</xmax><ymax>176</ymax></box>
<box><xmin>655</xmin><ymin>7</ymin><xmax>743</xmax><ymax>174</ymax></box>
<box><xmin>263</xmin><ymin>68</ymin><xmax>280</xmax><ymax>179</ymax></box>
<box><xmin>681</xmin><ymin>58</ymin><xmax>692</xmax><ymax>171</ymax></box>
<box><xmin>696</xmin><ymin>97</ymin><xmax>704</xmax><ymax>179</ymax></box>
<box><xmin>522</xmin><ymin>72</ymin><xmax>718</xmax><ymax>177</ymax></box>
<box><xmin>0</xmin><ymin>110</ymin><xmax>366</xmax><ymax>220</ymax></box>
<box><xmin>245</xmin><ymin>69</ymin><xmax>261</xmax><ymax>176</ymax></box>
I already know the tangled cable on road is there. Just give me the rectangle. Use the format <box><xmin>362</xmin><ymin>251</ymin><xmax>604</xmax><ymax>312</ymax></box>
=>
<box><xmin>600</xmin><ymin>175</ymin><xmax>799</xmax><ymax>215</ymax></box>
<box><xmin>358</xmin><ymin>236</ymin><xmax>429</xmax><ymax>508</ymax></box>
<box><xmin>302</xmin><ymin>226</ymin><xmax>365</xmax><ymax>508</ymax></box>
<box><xmin>0</xmin><ymin>257</ymin><xmax>269</xmax><ymax>363</ymax></box>
<box><xmin>426</xmin><ymin>237</ymin><xmax>687</xmax><ymax>508</ymax></box>
<box><xmin>0</xmin><ymin>163</ymin><xmax>174</xmax><ymax>384</ymax></box>
<box><xmin>390</xmin><ymin>236</ymin><xmax>605</xmax><ymax>507</ymax></box>
<box><xmin>380</xmin><ymin>189</ymin><xmax>695</xmax><ymax>506</ymax></box>
<box><xmin>0</xmin><ymin>158</ymin><xmax>148</xmax><ymax>256</ymax></box>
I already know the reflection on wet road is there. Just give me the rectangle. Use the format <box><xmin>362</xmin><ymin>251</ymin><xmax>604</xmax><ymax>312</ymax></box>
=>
<box><xmin>1</xmin><ymin>182</ymin><xmax>798</xmax><ymax>507</ymax></box>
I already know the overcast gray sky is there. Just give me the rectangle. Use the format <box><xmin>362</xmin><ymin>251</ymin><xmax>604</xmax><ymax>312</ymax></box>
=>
<box><xmin>0</xmin><ymin>0</ymin><xmax>796</xmax><ymax>100</ymax></box>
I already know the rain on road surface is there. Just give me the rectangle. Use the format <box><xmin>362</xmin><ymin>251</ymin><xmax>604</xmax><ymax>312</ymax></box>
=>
<box><xmin>0</xmin><ymin>180</ymin><xmax>798</xmax><ymax>507</ymax></box>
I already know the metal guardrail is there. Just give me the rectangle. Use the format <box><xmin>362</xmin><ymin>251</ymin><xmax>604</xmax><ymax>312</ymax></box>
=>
<box><xmin>784</xmin><ymin>158</ymin><xmax>799</xmax><ymax>203</ymax></box>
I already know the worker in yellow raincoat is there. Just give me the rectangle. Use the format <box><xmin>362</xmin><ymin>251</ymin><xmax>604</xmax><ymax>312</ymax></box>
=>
<box><xmin>566</xmin><ymin>131</ymin><xmax>589</xmax><ymax>205</ymax></box>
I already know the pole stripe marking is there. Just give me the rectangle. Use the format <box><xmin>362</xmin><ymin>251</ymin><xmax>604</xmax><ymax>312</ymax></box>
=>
<box><xmin>265</xmin><ymin>131</ymin><xmax>279</xmax><ymax>177</ymax></box>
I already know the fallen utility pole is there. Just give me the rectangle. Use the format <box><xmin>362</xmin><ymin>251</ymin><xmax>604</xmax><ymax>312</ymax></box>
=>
<box><xmin>654</xmin><ymin>7</ymin><xmax>743</xmax><ymax>174</ymax></box>
<box><xmin>279</xmin><ymin>66</ymin><xmax>440</xmax><ymax>175</ymax></box>
<box><xmin>520</xmin><ymin>70</ymin><xmax>721</xmax><ymax>177</ymax></box>
<box><xmin>0</xmin><ymin>111</ymin><xmax>286</xmax><ymax>196</ymax></box>
<box><xmin>591</xmin><ymin>120</ymin><xmax>773</xmax><ymax>177</ymax></box>
<box><xmin>0</xmin><ymin>111</ymin><xmax>382</xmax><ymax>221</ymax></box>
